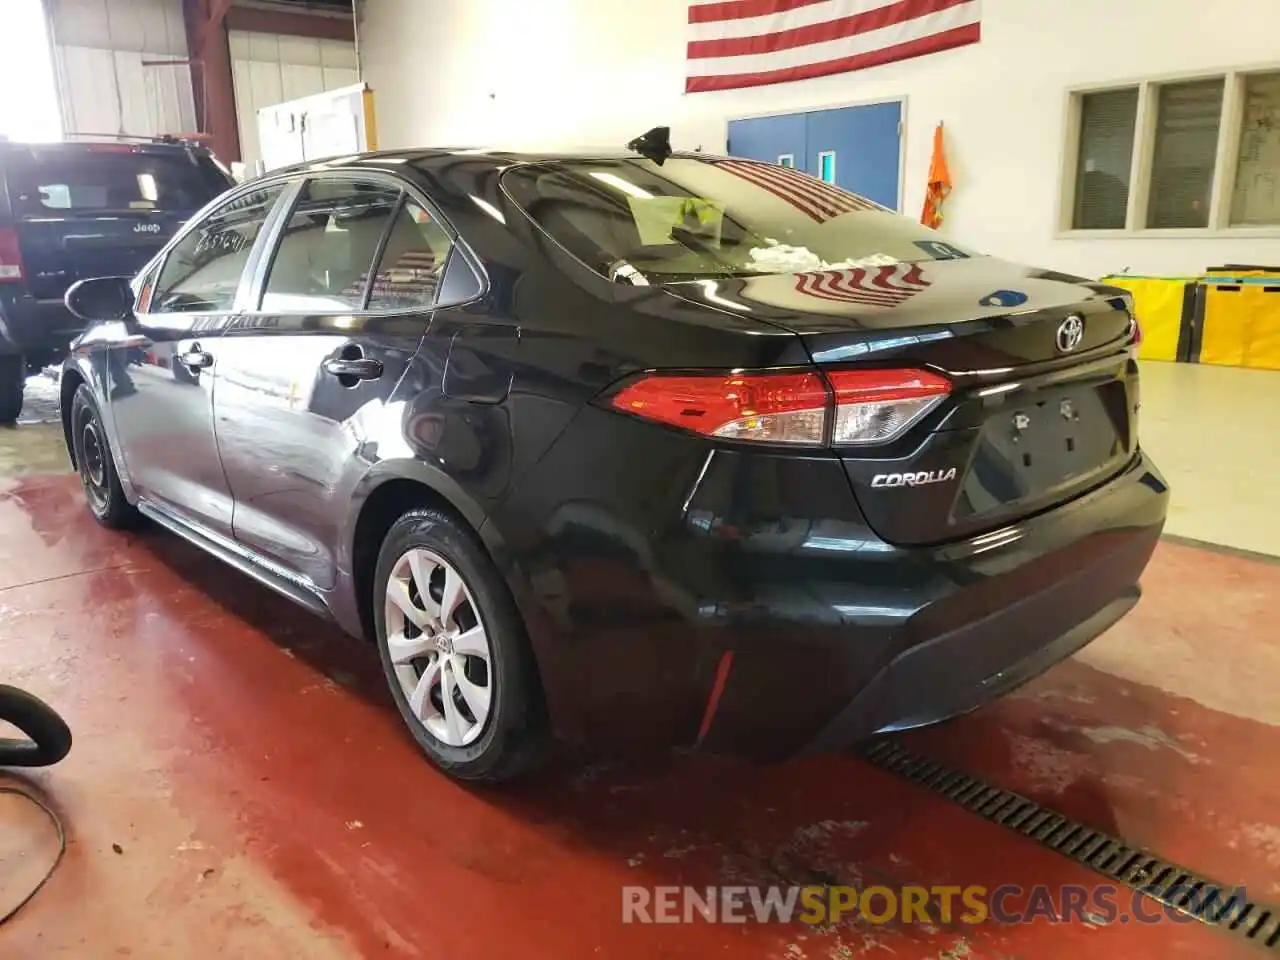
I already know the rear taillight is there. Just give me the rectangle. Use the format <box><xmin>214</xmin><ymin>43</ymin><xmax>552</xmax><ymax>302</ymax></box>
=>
<box><xmin>608</xmin><ymin>367</ymin><xmax>950</xmax><ymax>447</ymax></box>
<box><xmin>826</xmin><ymin>368</ymin><xmax>950</xmax><ymax>445</ymax></box>
<box><xmin>0</xmin><ymin>228</ymin><xmax>25</xmax><ymax>282</ymax></box>
<box><xmin>610</xmin><ymin>371</ymin><xmax>829</xmax><ymax>444</ymax></box>
<box><xmin>1125</xmin><ymin>310</ymin><xmax>1142</xmax><ymax>360</ymax></box>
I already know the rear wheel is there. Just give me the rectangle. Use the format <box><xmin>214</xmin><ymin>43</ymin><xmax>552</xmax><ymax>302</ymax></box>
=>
<box><xmin>0</xmin><ymin>355</ymin><xmax>24</xmax><ymax>424</ymax></box>
<box><xmin>373</xmin><ymin>507</ymin><xmax>547</xmax><ymax>782</ymax></box>
<box><xmin>70</xmin><ymin>385</ymin><xmax>138</xmax><ymax>529</ymax></box>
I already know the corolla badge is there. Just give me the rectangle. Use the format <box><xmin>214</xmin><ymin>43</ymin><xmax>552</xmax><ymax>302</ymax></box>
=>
<box><xmin>133</xmin><ymin>222</ymin><xmax>161</xmax><ymax>234</ymax></box>
<box><xmin>1056</xmin><ymin>314</ymin><xmax>1085</xmax><ymax>353</ymax></box>
<box><xmin>870</xmin><ymin>468</ymin><xmax>958</xmax><ymax>488</ymax></box>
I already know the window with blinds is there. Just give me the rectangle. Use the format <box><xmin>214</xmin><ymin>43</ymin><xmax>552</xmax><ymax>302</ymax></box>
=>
<box><xmin>1072</xmin><ymin>88</ymin><xmax>1139</xmax><ymax>230</ymax></box>
<box><xmin>1146</xmin><ymin>79</ymin><xmax>1225</xmax><ymax>229</ymax></box>
<box><xmin>1230</xmin><ymin>72</ymin><xmax>1280</xmax><ymax>226</ymax></box>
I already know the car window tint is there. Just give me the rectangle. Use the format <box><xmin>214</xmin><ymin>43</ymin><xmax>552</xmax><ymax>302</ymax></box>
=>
<box><xmin>260</xmin><ymin>179</ymin><xmax>401</xmax><ymax>313</ymax></box>
<box><xmin>150</xmin><ymin>183</ymin><xmax>285</xmax><ymax>314</ymax></box>
<box><xmin>366</xmin><ymin>199</ymin><xmax>454</xmax><ymax>310</ymax></box>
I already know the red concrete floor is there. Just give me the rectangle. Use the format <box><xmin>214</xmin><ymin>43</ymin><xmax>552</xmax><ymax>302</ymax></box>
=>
<box><xmin>0</xmin><ymin>469</ymin><xmax>1274</xmax><ymax>959</ymax></box>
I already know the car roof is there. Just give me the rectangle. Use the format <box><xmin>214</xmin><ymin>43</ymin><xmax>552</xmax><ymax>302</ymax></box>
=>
<box><xmin>264</xmin><ymin>147</ymin><xmax>710</xmax><ymax>179</ymax></box>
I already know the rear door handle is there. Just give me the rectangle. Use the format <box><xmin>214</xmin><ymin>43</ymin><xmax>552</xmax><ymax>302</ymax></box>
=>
<box><xmin>323</xmin><ymin>357</ymin><xmax>383</xmax><ymax>381</ymax></box>
<box><xmin>179</xmin><ymin>347</ymin><xmax>213</xmax><ymax>369</ymax></box>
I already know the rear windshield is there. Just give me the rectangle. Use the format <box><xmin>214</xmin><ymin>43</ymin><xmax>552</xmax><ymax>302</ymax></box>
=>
<box><xmin>4</xmin><ymin>147</ymin><xmax>232</xmax><ymax>218</ymax></box>
<box><xmin>501</xmin><ymin>157</ymin><xmax>981</xmax><ymax>282</ymax></box>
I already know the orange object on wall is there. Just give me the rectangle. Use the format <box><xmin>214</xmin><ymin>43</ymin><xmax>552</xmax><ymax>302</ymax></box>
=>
<box><xmin>921</xmin><ymin>122</ymin><xmax>951</xmax><ymax>230</ymax></box>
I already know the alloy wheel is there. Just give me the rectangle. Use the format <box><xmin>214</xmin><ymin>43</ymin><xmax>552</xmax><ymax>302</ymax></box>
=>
<box><xmin>384</xmin><ymin>548</ymin><xmax>493</xmax><ymax>747</ymax></box>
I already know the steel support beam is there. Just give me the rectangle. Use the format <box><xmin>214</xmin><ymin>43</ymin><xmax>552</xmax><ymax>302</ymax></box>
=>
<box><xmin>183</xmin><ymin>0</ymin><xmax>241</xmax><ymax>164</ymax></box>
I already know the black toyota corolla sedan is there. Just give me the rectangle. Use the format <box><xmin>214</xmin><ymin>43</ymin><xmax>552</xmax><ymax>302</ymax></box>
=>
<box><xmin>60</xmin><ymin>136</ymin><xmax>1168</xmax><ymax>781</ymax></box>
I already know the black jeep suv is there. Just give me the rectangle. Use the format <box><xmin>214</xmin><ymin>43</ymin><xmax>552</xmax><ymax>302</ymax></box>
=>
<box><xmin>0</xmin><ymin>137</ymin><xmax>233</xmax><ymax>421</ymax></box>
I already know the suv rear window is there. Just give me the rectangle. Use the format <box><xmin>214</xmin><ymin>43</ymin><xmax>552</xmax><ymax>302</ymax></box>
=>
<box><xmin>501</xmin><ymin>157</ymin><xmax>981</xmax><ymax>281</ymax></box>
<box><xmin>4</xmin><ymin>147</ymin><xmax>231</xmax><ymax>218</ymax></box>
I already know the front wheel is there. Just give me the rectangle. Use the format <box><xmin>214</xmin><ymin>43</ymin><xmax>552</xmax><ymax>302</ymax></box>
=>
<box><xmin>70</xmin><ymin>385</ymin><xmax>138</xmax><ymax>529</ymax></box>
<box><xmin>0</xmin><ymin>355</ymin><xmax>24</xmax><ymax>424</ymax></box>
<box><xmin>373</xmin><ymin>507</ymin><xmax>547</xmax><ymax>782</ymax></box>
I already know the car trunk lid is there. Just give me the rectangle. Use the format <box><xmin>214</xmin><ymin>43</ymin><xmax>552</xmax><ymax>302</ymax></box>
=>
<box><xmin>663</xmin><ymin>257</ymin><xmax>1140</xmax><ymax>546</ymax></box>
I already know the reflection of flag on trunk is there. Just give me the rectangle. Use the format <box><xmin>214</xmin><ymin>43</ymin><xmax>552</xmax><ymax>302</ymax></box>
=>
<box><xmin>713</xmin><ymin>158</ymin><xmax>879</xmax><ymax>223</ymax></box>
<box><xmin>796</xmin><ymin>263</ymin><xmax>931</xmax><ymax>306</ymax></box>
<box><xmin>687</xmin><ymin>0</ymin><xmax>983</xmax><ymax>93</ymax></box>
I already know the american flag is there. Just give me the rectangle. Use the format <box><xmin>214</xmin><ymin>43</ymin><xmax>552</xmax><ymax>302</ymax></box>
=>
<box><xmin>795</xmin><ymin>263</ymin><xmax>931</xmax><ymax>306</ymax></box>
<box><xmin>713</xmin><ymin>158</ymin><xmax>881</xmax><ymax>223</ymax></box>
<box><xmin>687</xmin><ymin>0</ymin><xmax>982</xmax><ymax>93</ymax></box>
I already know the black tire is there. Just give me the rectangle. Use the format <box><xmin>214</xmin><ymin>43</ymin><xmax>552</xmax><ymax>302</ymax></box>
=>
<box><xmin>70</xmin><ymin>384</ymin><xmax>138</xmax><ymax>529</ymax></box>
<box><xmin>0</xmin><ymin>355</ymin><xmax>24</xmax><ymax>424</ymax></box>
<box><xmin>373</xmin><ymin>507</ymin><xmax>547</xmax><ymax>782</ymax></box>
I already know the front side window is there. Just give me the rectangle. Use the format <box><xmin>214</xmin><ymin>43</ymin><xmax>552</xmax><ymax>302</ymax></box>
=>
<box><xmin>260</xmin><ymin>179</ymin><xmax>402</xmax><ymax>313</ymax></box>
<box><xmin>501</xmin><ymin>158</ymin><xmax>979</xmax><ymax>282</ymax></box>
<box><xmin>150</xmin><ymin>183</ymin><xmax>286</xmax><ymax>314</ymax></box>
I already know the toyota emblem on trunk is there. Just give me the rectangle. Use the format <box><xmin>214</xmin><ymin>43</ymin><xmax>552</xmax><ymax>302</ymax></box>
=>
<box><xmin>1056</xmin><ymin>314</ymin><xmax>1085</xmax><ymax>353</ymax></box>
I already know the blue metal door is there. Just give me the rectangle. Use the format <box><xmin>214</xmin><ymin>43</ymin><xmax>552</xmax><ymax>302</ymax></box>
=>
<box><xmin>727</xmin><ymin>113</ymin><xmax>810</xmax><ymax>173</ymax></box>
<box><xmin>805</xmin><ymin>101</ymin><xmax>902</xmax><ymax>210</ymax></box>
<box><xmin>726</xmin><ymin>102</ymin><xmax>903</xmax><ymax>210</ymax></box>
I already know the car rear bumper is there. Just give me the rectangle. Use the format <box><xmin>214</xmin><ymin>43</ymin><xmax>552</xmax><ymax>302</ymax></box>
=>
<box><xmin>799</xmin><ymin>571</ymin><xmax>1142</xmax><ymax>755</ymax></box>
<box><xmin>0</xmin><ymin>292</ymin><xmax>84</xmax><ymax>361</ymax></box>
<box><xmin>492</xmin><ymin>406</ymin><xmax>1169</xmax><ymax>759</ymax></box>
<box><xmin>692</xmin><ymin>457</ymin><xmax>1165</xmax><ymax>758</ymax></box>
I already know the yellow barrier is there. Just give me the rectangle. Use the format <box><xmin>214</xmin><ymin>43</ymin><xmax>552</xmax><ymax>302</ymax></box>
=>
<box><xmin>1200</xmin><ymin>283</ymin><xmax>1280</xmax><ymax>371</ymax></box>
<box><xmin>1099</xmin><ymin>276</ymin><xmax>1183</xmax><ymax>362</ymax></box>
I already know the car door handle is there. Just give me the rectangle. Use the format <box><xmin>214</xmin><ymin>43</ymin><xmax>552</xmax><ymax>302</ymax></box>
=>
<box><xmin>323</xmin><ymin>357</ymin><xmax>383</xmax><ymax>381</ymax></box>
<box><xmin>179</xmin><ymin>348</ymin><xmax>213</xmax><ymax>369</ymax></box>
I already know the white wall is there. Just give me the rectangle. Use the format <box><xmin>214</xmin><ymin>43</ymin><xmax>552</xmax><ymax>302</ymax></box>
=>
<box><xmin>360</xmin><ymin>0</ymin><xmax>1280</xmax><ymax>280</ymax></box>
<box><xmin>230</xmin><ymin>29</ymin><xmax>359</xmax><ymax>174</ymax></box>
<box><xmin>45</xmin><ymin>0</ymin><xmax>196</xmax><ymax>139</ymax></box>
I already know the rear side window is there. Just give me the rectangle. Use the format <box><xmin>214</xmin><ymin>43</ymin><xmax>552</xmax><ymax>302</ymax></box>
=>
<box><xmin>4</xmin><ymin>148</ymin><xmax>231</xmax><ymax>218</ymax></box>
<box><xmin>150</xmin><ymin>184</ymin><xmax>286</xmax><ymax>314</ymax></box>
<box><xmin>260</xmin><ymin>179</ymin><xmax>401</xmax><ymax>313</ymax></box>
<box><xmin>366</xmin><ymin>199</ymin><xmax>454</xmax><ymax>310</ymax></box>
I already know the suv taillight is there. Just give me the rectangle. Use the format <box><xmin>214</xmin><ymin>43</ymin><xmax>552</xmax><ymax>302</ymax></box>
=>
<box><xmin>0</xmin><ymin>228</ymin><xmax>25</xmax><ymax>283</ymax></box>
<box><xmin>608</xmin><ymin>367</ymin><xmax>950</xmax><ymax>447</ymax></box>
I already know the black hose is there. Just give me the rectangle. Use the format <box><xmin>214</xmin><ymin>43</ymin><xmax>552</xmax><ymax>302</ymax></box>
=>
<box><xmin>0</xmin><ymin>685</ymin><xmax>72</xmax><ymax>768</ymax></box>
<box><xmin>0</xmin><ymin>686</ymin><xmax>70</xmax><ymax>925</ymax></box>
<box><xmin>0</xmin><ymin>784</ymin><xmax>65</xmax><ymax>926</ymax></box>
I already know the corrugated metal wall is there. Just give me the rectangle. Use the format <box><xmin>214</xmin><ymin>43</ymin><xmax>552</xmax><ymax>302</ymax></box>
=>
<box><xmin>230</xmin><ymin>30</ymin><xmax>358</xmax><ymax>174</ymax></box>
<box><xmin>45</xmin><ymin>0</ymin><xmax>197</xmax><ymax>138</ymax></box>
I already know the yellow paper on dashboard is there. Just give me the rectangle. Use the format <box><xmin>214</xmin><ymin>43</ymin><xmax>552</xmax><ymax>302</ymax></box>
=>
<box><xmin>627</xmin><ymin>196</ymin><xmax>724</xmax><ymax>246</ymax></box>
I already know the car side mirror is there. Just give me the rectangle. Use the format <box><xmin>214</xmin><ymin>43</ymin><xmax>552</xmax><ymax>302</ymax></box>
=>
<box><xmin>64</xmin><ymin>276</ymin><xmax>137</xmax><ymax>326</ymax></box>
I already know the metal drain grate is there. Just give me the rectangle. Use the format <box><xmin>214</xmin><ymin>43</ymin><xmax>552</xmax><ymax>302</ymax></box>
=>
<box><xmin>860</xmin><ymin>738</ymin><xmax>1280</xmax><ymax>952</ymax></box>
